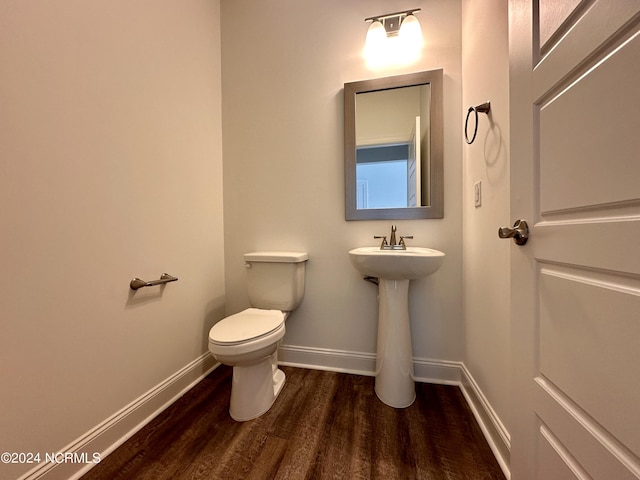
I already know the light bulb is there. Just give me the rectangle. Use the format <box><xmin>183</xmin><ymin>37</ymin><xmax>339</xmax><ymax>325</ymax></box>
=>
<box><xmin>363</xmin><ymin>20</ymin><xmax>389</xmax><ymax>69</ymax></box>
<box><xmin>399</xmin><ymin>15</ymin><xmax>422</xmax><ymax>45</ymax></box>
<box><xmin>398</xmin><ymin>14</ymin><xmax>423</xmax><ymax>63</ymax></box>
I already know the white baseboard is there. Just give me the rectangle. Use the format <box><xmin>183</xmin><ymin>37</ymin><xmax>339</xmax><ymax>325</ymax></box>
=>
<box><xmin>279</xmin><ymin>343</ymin><xmax>463</xmax><ymax>385</ymax></box>
<box><xmin>18</xmin><ymin>353</ymin><xmax>219</xmax><ymax>480</ymax></box>
<box><xmin>459</xmin><ymin>363</ymin><xmax>511</xmax><ymax>479</ymax></box>
<box><xmin>278</xmin><ymin>344</ymin><xmax>376</xmax><ymax>375</ymax></box>
<box><xmin>279</xmin><ymin>343</ymin><xmax>511</xmax><ymax>479</ymax></box>
<box><xmin>413</xmin><ymin>357</ymin><xmax>463</xmax><ymax>385</ymax></box>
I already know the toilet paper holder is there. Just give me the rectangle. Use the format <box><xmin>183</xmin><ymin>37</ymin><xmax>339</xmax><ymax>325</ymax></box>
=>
<box><xmin>130</xmin><ymin>273</ymin><xmax>178</xmax><ymax>290</ymax></box>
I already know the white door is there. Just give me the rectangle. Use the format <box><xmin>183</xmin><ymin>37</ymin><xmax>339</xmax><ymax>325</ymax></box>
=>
<box><xmin>407</xmin><ymin>116</ymin><xmax>421</xmax><ymax>207</ymax></box>
<box><xmin>509</xmin><ymin>1</ymin><xmax>640</xmax><ymax>479</ymax></box>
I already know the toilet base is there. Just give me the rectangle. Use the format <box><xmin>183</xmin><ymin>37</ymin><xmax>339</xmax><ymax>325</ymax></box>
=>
<box><xmin>229</xmin><ymin>351</ymin><xmax>286</xmax><ymax>421</ymax></box>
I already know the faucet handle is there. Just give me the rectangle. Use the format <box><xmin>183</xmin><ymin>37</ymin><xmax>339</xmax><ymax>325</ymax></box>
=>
<box><xmin>399</xmin><ymin>235</ymin><xmax>413</xmax><ymax>249</ymax></box>
<box><xmin>374</xmin><ymin>235</ymin><xmax>388</xmax><ymax>249</ymax></box>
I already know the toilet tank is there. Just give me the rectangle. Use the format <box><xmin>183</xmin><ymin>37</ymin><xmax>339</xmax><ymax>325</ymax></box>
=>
<box><xmin>244</xmin><ymin>251</ymin><xmax>308</xmax><ymax>311</ymax></box>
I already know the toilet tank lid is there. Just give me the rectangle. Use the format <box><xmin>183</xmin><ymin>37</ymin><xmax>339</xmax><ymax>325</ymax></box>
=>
<box><xmin>244</xmin><ymin>251</ymin><xmax>308</xmax><ymax>263</ymax></box>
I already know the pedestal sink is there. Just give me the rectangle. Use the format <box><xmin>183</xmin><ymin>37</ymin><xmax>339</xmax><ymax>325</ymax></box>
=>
<box><xmin>348</xmin><ymin>246</ymin><xmax>445</xmax><ymax>408</ymax></box>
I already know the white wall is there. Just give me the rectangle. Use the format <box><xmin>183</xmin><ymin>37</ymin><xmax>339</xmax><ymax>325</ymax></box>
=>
<box><xmin>221</xmin><ymin>0</ymin><xmax>463</xmax><ymax>368</ymax></box>
<box><xmin>461</xmin><ymin>0</ymin><xmax>511</xmax><ymax>435</ymax></box>
<box><xmin>0</xmin><ymin>1</ymin><xmax>225</xmax><ymax>478</ymax></box>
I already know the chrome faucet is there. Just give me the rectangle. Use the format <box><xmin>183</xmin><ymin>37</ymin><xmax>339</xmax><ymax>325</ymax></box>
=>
<box><xmin>389</xmin><ymin>225</ymin><xmax>397</xmax><ymax>246</ymax></box>
<box><xmin>374</xmin><ymin>225</ymin><xmax>413</xmax><ymax>250</ymax></box>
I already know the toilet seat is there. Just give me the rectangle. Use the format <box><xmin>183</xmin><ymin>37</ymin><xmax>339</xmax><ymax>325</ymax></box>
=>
<box><xmin>209</xmin><ymin>308</ymin><xmax>284</xmax><ymax>345</ymax></box>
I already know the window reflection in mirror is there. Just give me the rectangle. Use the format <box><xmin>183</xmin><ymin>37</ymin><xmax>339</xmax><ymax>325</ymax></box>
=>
<box><xmin>344</xmin><ymin>69</ymin><xmax>443</xmax><ymax>220</ymax></box>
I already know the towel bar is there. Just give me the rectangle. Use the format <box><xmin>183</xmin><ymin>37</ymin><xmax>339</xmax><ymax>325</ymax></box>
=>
<box><xmin>130</xmin><ymin>273</ymin><xmax>178</xmax><ymax>291</ymax></box>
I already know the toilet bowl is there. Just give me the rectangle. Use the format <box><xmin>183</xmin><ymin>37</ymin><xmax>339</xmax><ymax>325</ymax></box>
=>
<box><xmin>208</xmin><ymin>251</ymin><xmax>308</xmax><ymax>421</ymax></box>
<box><xmin>209</xmin><ymin>308</ymin><xmax>287</xmax><ymax>421</ymax></box>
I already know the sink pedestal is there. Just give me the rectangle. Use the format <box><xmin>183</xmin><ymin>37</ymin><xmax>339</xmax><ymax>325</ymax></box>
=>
<box><xmin>348</xmin><ymin>245</ymin><xmax>444</xmax><ymax>409</ymax></box>
<box><xmin>375</xmin><ymin>278</ymin><xmax>415</xmax><ymax>408</ymax></box>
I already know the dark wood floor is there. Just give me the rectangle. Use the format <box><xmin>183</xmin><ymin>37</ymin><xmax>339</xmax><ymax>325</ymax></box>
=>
<box><xmin>81</xmin><ymin>366</ymin><xmax>505</xmax><ymax>480</ymax></box>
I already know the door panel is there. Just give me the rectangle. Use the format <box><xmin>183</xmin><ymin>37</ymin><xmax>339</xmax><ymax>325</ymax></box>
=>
<box><xmin>509</xmin><ymin>0</ymin><xmax>640</xmax><ymax>478</ymax></box>
<box><xmin>535</xmin><ymin>377</ymin><xmax>640</xmax><ymax>480</ymax></box>
<box><xmin>538</xmin><ymin>0</ymin><xmax>581</xmax><ymax>49</ymax></box>
<box><xmin>539</xmin><ymin>32</ymin><xmax>640</xmax><ymax>213</ymax></box>
<box><xmin>407</xmin><ymin>116</ymin><xmax>420</xmax><ymax>207</ymax></box>
<box><xmin>534</xmin><ymin>0</ymin><xmax>640</xmax><ymax>97</ymax></box>
<box><xmin>539</xmin><ymin>266</ymin><xmax>640</xmax><ymax>454</ymax></box>
<box><xmin>537</xmin><ymin>425</ymin><xmax>589</xmax><ymax>480</ymax></box>
<box><xmin>534</xmin><ymin>222</ymin><xmax>640</xmax><ymax>274</ymax></box>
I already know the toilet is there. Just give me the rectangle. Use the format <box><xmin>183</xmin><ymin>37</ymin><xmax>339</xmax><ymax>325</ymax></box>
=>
<box><xmin>208</xmin><ymin>251</ymin><xmax>308</xmax><ymax>421</ymax></box>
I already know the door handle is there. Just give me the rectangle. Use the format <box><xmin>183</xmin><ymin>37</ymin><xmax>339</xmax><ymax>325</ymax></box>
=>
<box><xmin>498</xmin><ymin>219</ymin><xmax>529</xmax><ymax>245</ymax></box>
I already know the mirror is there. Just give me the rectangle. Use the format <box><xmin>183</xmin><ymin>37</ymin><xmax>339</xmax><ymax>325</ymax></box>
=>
<box><xmin>344</xmin><ymin>69</ymin><xmax>443</xmax><ymax>220</ymax></box>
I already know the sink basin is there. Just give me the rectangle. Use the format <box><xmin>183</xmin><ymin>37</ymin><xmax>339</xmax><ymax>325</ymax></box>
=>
<box><xmin>348</xmin><ymin>246</ymin><xmax>445</xmax><ymax>280</ymax></box>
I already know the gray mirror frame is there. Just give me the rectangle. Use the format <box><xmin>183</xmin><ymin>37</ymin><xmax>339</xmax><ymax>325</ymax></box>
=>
<box><xmin>344</xmin><ymin>69</ymin><xmax>444</xmax><ymax>220</ymax></box>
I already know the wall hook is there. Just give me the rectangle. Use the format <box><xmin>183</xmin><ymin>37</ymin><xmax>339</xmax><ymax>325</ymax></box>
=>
<box><xmin>465</xmin><ymin>101</ymin><xmax>491</xmax><ymax>144</ymax></box>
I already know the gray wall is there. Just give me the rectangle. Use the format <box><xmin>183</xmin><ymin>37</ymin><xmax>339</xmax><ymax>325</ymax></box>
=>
<box><xmin>462</xmin><ymin>0</ymin><xmax>511</xmax><ymax>433</ymax></box>
<box><xmin>0</xmin><ymin>2</ymin><xmax>225</xmax><ymax>477</ymax></box>
<box><xmin>221</xmin><ymin>0</ymin><xmax>463</xmax><ymax>366</ymax></box>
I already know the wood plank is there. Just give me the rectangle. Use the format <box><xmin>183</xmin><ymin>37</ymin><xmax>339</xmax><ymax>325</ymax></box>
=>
<box><xmin>80</xmin><ymin>366</ymin><xmax>504</xmax><ymax>480</ymax></box>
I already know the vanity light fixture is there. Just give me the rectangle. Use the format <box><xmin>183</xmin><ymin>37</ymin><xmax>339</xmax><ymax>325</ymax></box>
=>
<box><xmin>363</xmin><ymin>9</ymin><xmax>423</xmax><ymax>68</ymax></box>
<box><xmin>365</xmin><ymin>9</ymin><xmax>421</xmax><ymax>36</ymax></box>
